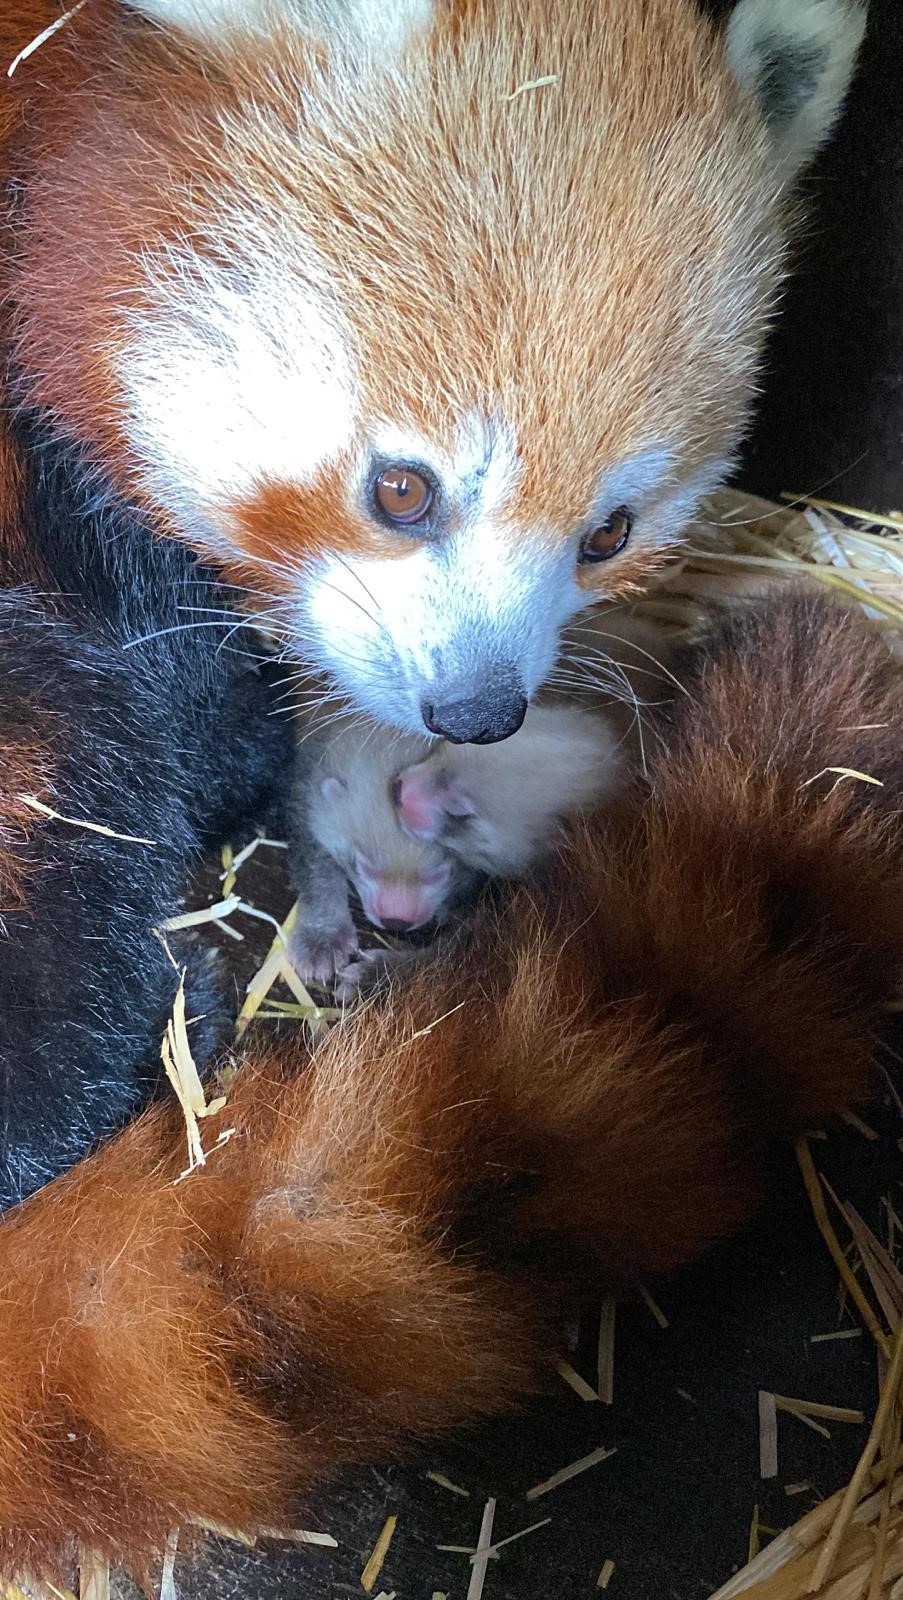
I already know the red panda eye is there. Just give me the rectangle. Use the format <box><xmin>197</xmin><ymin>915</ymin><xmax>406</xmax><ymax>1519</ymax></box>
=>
<box><xmin>374</xmin><ymin>466</ymin><xmax>433</xmax><ymax>525</ymax></box>
<box><xmin>578</xmin><ymin>507</ymin><xmax>633</xmax><ymax>564</ymax></box>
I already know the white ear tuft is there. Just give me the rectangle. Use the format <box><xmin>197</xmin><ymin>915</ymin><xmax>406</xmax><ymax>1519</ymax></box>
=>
<box><xmin>725</xmin><ymin>0</ymin><xmax>867</xmax><ymax>180</ymax></box>
<box><xmin>128</xmin><ymin>0</ymin><xmax>433</xmax><ymax>48</ymax></box>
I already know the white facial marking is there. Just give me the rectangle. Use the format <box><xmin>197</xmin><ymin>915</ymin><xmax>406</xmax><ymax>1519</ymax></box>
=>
<box><xmin>122</xmin><ymin>251</ymin><xmax>356</xmax><ymax>546</ymax></box>
<box><xmin>368</xmin><ymin>412</ymin><xmax>521</xmax><ymax>523</ymax></box>
<box><xmin>302</xmin><ymin>521</ymin><xmax>580</xmax><ymax>733</ymax></box>
<box><xmin>129</xmin><ymin>0</ymin><xmax>282</xmax><ymax>35</ymax></box>
<box><xmin>298</xmin><ymin>0</ymin><xmax>434</xmax><ymax>51</ymax></box>
<box><xmin>129</xmin><ymin>0</ymin><xmax>434</xmax><ymax>50</ymax></box>
<box><xmin>595</xmin><ymin>448</ymin><xmax>678</xmax><ymax>519</ymax></box>
<box><xmin>646</xmin><ymin>456</ymin><xmax>739</xmax><ymax>545</ymax></box>
<box><xmin>298</xmin><ymin>431</ymin><xmax>731</xmax><ymax>735</ymax></box>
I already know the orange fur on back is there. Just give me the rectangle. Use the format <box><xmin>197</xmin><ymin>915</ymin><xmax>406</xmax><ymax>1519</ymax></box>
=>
<box><xmin>0</xmin><ymin>590</ymin><xmax>898</xmax><ymax>1585</ymax></box>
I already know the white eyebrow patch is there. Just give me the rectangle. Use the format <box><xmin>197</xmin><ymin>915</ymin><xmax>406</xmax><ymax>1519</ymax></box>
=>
<box><xmin>594</xmin><ymin>447</ymin><xmax>678</xmax><ymax>516</ymax></box>
<box><xmin>132</xmin><ymin>0</ymin><xmax>434</xmax><ymax>52</ymax></box>
<box><xmin>121</xmin><ymin>252</ymin><xmax>358</xmax><ymax>542</ymax></box>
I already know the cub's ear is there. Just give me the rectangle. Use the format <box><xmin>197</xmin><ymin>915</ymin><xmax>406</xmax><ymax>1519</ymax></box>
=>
<box><xmin>394</xmin><ymin>762</ymin><xmax>478</xmax><ymax>842</ymax></box>
<box><xmin>725</xmin><ymin>0</ymin><xmax>867</xmax><ymax>180</ymax></box>
<box><xmin>320</xmin><ymin>776</ymin><xmax>347</xmax><ymax>803</ymax></box>
<box><xmin>126</xmin><ymin>0</ymin><xmax>431</xmax><ymax>47</ymax></box>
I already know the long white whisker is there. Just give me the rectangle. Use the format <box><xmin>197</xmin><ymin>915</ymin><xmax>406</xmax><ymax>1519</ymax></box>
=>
<box><xmin>122</xmin><ymin>618</ymin><xmax>257</xmax><ymax>648</ymax></box>
<box><xmin>313</xmin><ymin>577</ymin><xmax>384</xmax><ymax>634</ymax></box>
<box><xmin>330</xmin><ymin>552</ymin><xmax>388</xmax><ymax>632</ymax></box>
<box><xmin>563</xmin><ymin>625</ymin><xmax>690</xmax><ymax>697</ymax></box>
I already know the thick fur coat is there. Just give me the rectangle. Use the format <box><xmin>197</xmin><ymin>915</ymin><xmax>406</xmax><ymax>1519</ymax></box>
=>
<box><xmin>0</xmin><ymin>0</ymin><xmax>869</xmax><ymax>1189</ymax></box>
<box><xmin>0</xmin><ymin>0</ymin><xmax>867</xmax><ymax>738</ymax></box>
<box><xmin>0</xmin><ymin>0</ymin><xmax>888</xmax><ymax>1582</ymax></box>
<box><xmin>0</xmin><ymin>429</ymin><xmax>292</xmax><ymax>1203</ymax></box>
<box><xmin>0</xmin><ymin>591</ymin><xmax>897</xmax><ymax>1583</ymax></box>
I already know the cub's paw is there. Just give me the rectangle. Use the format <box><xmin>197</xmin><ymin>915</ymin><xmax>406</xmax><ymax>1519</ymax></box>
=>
<box><xmin>286</xmin><ymin>921</ymin><xmax>359</xmax><ymax>987</ymax></box>
<box><xmin>334</xmin><ymin>945</ymin><xmax>429</xmax><ymax>1001</ymax></box>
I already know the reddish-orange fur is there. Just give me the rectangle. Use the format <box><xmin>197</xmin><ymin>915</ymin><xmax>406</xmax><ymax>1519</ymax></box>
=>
<box><xmin>230</xmin><ymin>477</ymin><xmax>417</xmax><ymax>574</ymax></box>
<box><xmin>0</xmin><ymin>3</ymin><xmax>61</xmax><ymax>568</ymax></box>
<box><xmin>1</xmin><ymin>0</ymin><xmax>778</xmax><ymax>585</ymax></box>
<box><xmin>0</xmin><ymin>737</ymin><xmax>53</xmax><ymax>913</ymax></box>
<box><xmin>0</xmin><ymin>610</ymin><xmax>58</xmax><ymax>913</ymax></box>
<box><xmin>0</xmin><ymin>5</ymin><xmax>886</xmax><ymax>1577</ymax></box>
<box><xmin>0</xmin><ymin>590</ymin><xmax>897</xmax><ymax>1585</ymax></box>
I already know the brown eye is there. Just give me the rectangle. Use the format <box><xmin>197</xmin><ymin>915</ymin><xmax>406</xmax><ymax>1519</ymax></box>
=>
<box><xmin>578</xmin><ymin>506</ymin><xmax>633</xmax><ymax>564</ymax></box>
<box><xmin>374</xmin><ymin>465</ymin><xmax>433</xmax><ymax>525</ymax></box>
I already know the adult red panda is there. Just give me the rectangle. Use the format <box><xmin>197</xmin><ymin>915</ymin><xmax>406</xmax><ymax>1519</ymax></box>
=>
<box><xmin>1</xmin><ymin>0</ymin><xmax>866</xmax><ymax>743</ymax></box>
<box><xmin>0</xmin><ymin>589</ymin><xmax>899</xmax><ymax>1586</ymax></box>
<box><xmin>0</xmin><ymin>4</ymin><xmax>893</xmax><ymax>1578</ymax></box>
<box><xmin>0</xmin><ymin>0</ymin><xmax>869</xmax><ymax>1194</ymax></box>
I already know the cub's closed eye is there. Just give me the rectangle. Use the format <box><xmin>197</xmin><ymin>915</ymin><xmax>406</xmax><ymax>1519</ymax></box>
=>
<box><xmin>374</xmin><ymin>465</ymin><xmax>433</xmax><ymax>525</ymax></box>
<box><xmin>578</xmin><ymin>507</ymin><xmax>633</xmax><ymax>564</ymax></box>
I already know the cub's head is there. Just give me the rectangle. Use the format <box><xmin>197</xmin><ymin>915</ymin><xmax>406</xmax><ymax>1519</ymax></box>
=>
<box><xmin>12</xmin><ymin>0</ymin><xmax>866</xmax><ymax>739</ymax></box>
<box><xmin>306</xmin><ymin>724</ymin><xmax>460</xmax><ymax>930</ymax></box>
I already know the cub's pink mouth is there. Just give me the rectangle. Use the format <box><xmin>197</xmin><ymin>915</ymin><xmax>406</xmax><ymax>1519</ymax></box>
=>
<box><xmin>354</xmin><ymin>856</ymin><xmax>452</xmax><ymax>933</ymax></box>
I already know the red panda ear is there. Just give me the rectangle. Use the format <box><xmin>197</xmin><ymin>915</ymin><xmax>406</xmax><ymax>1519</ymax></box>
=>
<box><xmin>126</xmin><ymin>0</ymin><xmax>433</xmax><ymax>48</ymax></box>
<box><xmin>395</xmin><ymin>764</ymin><xmax>478</xmax><ymax>842</ymax></box>
<box><xmin>724</xmin><ymin>0</ymin><xmax>866</xmax><ymax>180</ymax></box>
<box><xmin>440</xmin><ymin>779</ymin><xmax>478</xmax><ymax>821</ymax></box>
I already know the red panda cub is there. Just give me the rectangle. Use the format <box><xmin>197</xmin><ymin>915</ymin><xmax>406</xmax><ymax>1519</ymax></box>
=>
<box><xmin>288</xmin><ymin>698</ymin><xmax>627</xmax><ymax>987</ymax></box>
<box><xmin>3</xmin><ymin>0</ymin><xmax>866</xmax><ymax>743</ymax></box>
<box><xmin>287</xmin><ymin>610</ymin><xmax>668</xmax><ymax>985</ymax></box>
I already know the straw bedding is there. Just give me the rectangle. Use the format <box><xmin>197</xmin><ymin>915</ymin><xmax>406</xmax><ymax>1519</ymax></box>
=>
<box><xmin>0</xmin><ymin>488</ymin><xmax>902</xmax><ymax>1600</ymax></box>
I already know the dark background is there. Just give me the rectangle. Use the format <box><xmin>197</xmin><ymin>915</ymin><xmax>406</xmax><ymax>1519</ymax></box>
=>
<box><xmin>145</xmin><ymin>8</ymin><xmax>903</xmax><ymax>1597</ymax></box>
<box><xmin>738</xmin><ymin>0</ymin><xmax>903</xmax><ymax>513</ymax></box>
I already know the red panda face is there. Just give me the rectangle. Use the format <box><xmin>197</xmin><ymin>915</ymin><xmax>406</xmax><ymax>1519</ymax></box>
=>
<box><xmin>8</xmin><ymin>0</ymin><xmax>865</xmax><ymax>739</ymax></box>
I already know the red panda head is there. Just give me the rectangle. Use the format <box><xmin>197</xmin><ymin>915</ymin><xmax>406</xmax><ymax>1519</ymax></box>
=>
<box><xmin>9</xmin><ymin>0</ymin><xmax>865</xmax><ymax>740</ymax></box>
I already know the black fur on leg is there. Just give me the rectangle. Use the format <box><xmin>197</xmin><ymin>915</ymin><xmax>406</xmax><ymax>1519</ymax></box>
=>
<box><xmin>0</xmin><ymin>422</ymin><xmax>295</xmax><ymax>1206</ymax></box>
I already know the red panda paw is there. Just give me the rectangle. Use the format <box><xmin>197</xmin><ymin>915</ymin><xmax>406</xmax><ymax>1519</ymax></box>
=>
<box><xmin>286</xmin><ymin>919</ymin><xmax>359</xmax><ymax>986</ymax></box>
<box><xmin>334</xmin><ymin>943</ymin><xmax>436</xmax><ymax>999</ymax></box>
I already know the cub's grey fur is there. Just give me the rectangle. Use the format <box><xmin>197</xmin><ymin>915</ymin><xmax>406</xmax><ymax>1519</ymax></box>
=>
<box><xmin>287</xmin><ymin>610</ymin><xmax>674</xmax><ymax>990</ymax></box>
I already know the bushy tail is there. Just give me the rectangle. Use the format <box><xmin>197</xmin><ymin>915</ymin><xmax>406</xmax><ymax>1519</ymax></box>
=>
<box><xmin>0</xmin><ymin>589</ymin><xmax>899</xmax><ymax>1584</ymax></box>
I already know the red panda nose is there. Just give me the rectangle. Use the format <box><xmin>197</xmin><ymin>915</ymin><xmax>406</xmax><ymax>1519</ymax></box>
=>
<box><xmin>422</xmin><ymin>681</ymin><xmax>527</xmax><ymax>744</ymax></box>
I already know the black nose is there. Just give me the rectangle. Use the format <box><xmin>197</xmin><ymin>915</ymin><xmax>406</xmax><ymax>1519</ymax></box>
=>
<box><xmin>422</xmin><ymin>688</ymin><xmax>528</xmax><ymax>745</ymax></box>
